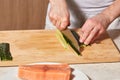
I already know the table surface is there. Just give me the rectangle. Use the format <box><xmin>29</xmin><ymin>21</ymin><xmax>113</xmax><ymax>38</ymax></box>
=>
<box><xmin>0</xmin><ymin>29</ymin><xmax>120</xmax><ymax>80</ymax></box>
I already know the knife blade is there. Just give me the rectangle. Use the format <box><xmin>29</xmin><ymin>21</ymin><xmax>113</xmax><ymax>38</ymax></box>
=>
<box><xmin>60</xmin><ymin>29</ymin><xmax>81</xmax><ymax>55</ymax></box>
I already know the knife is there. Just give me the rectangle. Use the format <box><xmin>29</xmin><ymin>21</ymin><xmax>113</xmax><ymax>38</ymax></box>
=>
<box><xmin>56</xmin><ymin>29</ymin><xmax>81</xmax><ymax>55</ymax></box>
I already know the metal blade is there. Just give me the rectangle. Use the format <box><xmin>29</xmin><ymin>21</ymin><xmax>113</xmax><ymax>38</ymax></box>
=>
<box><xmin>61</xmin><ymin>29</ymin><xmax>81</xmax><ymax>55</ymax></box>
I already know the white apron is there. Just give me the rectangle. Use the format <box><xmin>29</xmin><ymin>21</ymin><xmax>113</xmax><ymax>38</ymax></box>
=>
<box><xmin>45</xmin><ymin>0</ymin><xmax>120</xmax><ymax>30</ymax></box>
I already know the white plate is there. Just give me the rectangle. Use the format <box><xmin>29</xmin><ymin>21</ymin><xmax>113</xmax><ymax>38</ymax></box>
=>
<box><xmin>0</xmin><ymin>62</ymin><xmax>89</xmax><ymax>80</ymax></box>
<box><xmin>70</xmin><ymin>65</ymin><xmax>89</xmax><ymax>80</ymax></box>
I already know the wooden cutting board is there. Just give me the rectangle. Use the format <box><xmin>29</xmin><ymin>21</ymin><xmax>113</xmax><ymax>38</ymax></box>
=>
<box><xmin>0</xmin><ymin>30</ymin><xmax>120</xmax><ymax>66</ymax></box>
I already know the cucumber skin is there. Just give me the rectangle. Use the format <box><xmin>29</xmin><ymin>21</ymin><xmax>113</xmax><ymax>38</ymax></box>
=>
<box><xmin>0</xmin><ymin>43</ymin><xmax>13</xmax><ymax>61</ymax></box>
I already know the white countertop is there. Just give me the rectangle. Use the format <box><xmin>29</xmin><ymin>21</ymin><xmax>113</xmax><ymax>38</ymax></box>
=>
<box><xmin>0</xmin><ymin>29</ymin><xmax>120</xmax><ymax>80</ymax></box>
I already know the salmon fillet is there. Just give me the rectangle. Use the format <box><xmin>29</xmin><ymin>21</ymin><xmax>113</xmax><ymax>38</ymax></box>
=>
<box><xmin>18</xmin><ymin>63</ymin><xmax>71</xmax><ymax>80</ymax></box>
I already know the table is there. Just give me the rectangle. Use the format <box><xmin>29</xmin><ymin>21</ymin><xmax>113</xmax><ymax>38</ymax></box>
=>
<box><xmin>0</xmin><ymin>29</ymin><xmax>120</xmax><ymax>80</ymax></box>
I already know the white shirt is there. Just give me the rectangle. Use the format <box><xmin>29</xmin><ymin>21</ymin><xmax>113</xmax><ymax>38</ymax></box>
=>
<box><xmin>45</xmin><ymin>0</ymin><xmax>120</xmax><ymax>29</ymax></box>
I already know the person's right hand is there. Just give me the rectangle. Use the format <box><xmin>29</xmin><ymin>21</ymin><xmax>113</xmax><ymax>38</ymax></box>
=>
<box><xmin>49</xmin><ymin>0</ymin><xmax>70</xmax><ymax>30</ymax></box>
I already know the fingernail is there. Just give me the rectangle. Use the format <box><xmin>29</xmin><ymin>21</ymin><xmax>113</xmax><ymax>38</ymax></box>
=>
<box><xmin>84</xmin><ymin>42</ymin><xmax>88</xmax><ymax>45</ymax></box>
<box><xmin>80</xmin><ymin>39</ymin><xmax>83</xmax><ymax>43</ymax></box>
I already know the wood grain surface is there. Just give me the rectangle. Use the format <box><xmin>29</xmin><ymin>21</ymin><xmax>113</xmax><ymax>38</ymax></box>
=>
<box><xmin>0</xmin><ymin>30</ymin><xmax>120</xmax><ymax>66</ymax></box>
<box><xmin>0</xmin><ymin>0</ymin><xmax>48</xmax><ymax>30</ymax></box>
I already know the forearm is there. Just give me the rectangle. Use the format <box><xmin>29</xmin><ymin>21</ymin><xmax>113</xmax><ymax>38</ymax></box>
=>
<box><xmin>48</xmin><ymin>0</ymin><xmax>69</xmax><ymax>30</ymax></box>
<box><xmin>49</xmin><ymin>0</ymin><xmax>65</xmax><ymax>2</ymax></box>
<box><xmin>101</xmin><ymin>0</ymin><xmax>120</xmax><ymax>23</ymax></box>
<box><xmin>49</xmin><ymin>0</ymin><xmax>68</xmax><ymax>11</ymax></box>
<box><xmin>49</xmin><ymin>0</ymin><xmax>67</xmax><ymax>6</ymax></box>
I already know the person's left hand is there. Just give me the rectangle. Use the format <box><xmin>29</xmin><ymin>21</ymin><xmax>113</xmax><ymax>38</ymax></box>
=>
<box><xmin>78</xmin><ymin>13</ymin><xmax>111</xmax><ymax>45</ymax></box>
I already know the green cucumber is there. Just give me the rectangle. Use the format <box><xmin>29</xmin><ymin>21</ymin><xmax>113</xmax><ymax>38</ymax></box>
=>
<box><xmin>0</xmin><ymin>43</ymin><xmax>13</xmax><ymax>61</ymax></box>
<box><xmin>62</xmin><ymin>33</ymin><xmax>81</xmax><ymax>55</ymax></box>
<box><xmin>56</xmin><ymin>29</ymin><xmax>81</xmax><ymax>55</ymax></box>
<box><xmin>56</xmin><ymin>29</ymin><xmax>69</xmax><ymax>49</ymax></box>
<box><xmin>56</xmin><ymin>29</ymin><xmax>89</xmax><ymax>55</ymax></box>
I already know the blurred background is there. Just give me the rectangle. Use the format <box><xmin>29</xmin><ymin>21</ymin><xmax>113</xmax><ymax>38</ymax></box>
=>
<box><xmin>0</xmin><ymin>0</ymin><xmax>48</xmax><ymax>30</ymax></box>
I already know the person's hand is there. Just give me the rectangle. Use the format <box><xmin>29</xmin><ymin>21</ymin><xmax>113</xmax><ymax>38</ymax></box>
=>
<box><xmin>49</xmin><ymin>0</ymin><xmax>70</xmax><ymax>30</ymax></box>
<box><xmin>78</xmin><ymin>13</ymin><xmax>111</xmax><ymax>45</ymax></box>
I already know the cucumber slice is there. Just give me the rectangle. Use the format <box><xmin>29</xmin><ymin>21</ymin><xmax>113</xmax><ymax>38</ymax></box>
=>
<box><xmin>0</xmin><ymin>43</ymin><xmax>13</xmax><ymax>61</ymax></box>
<box><xmin>56</xmin><ymin>29</ymin><xmax>69</xmax><ymax>49</ymax></box>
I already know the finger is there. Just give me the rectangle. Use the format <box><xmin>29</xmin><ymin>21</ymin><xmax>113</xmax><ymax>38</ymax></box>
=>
<box><xmin>91</xmin><ymin>30</ymin><xmax>104</xmax><ymax>43</ymax></box>
<box><xmin>49</xmin><ymin>15</ymin><xmax>57</xmax><ymax>26</ymax></box>
<box><xmin>49</xmin><ymin>13</ymin><xmax>54</xmax><ymax>22</ymax></box>
<box><xmin>55</xmin><ymin>21</ymin><xmax>61</xmax><ymax>29</ymax></box>
<box><xmin>84</xmin><ymin>27</ymin><xmax>99</xmax><ymax>45</ymax></box>
<box><xmin>81</xmin><ymin>19</ymin><xmax>95</xmax><ymax>32</ymax></box>
<box><xmin>80</xmin><ymin>28</ymin><xmax>94</xmax><ymax>43</ymax></box>
<box><xmin>59</xmin><ymin>19</ymin><xmax>70</xmax><ymax>30</ymax></box>
<box><xmin>90</xmin><ymin>33</ymin><xmax>99</xmax><ymax>44</ymax></box>
<box><xmin>59</xmin><ymin>22</ymin><xmax>68</xmax><ymax>30</ymax></box>
<box><xmin>51</xmin><ymin>19</ymin><xmax>57</xmax><ymax>26</ymax></box>
<box><xmin>77</xmin><ymin>30</ymin><xmax>84</xmax><ymax>42</ymax></box>
<box><xmin>49</xmin><ymin>14</ymin><xmax>58</xmax><ymax>26</ymax></box>
<box><xmin>80</xmin><ymin>21</ymin><xmax>94</xmax><ymax>43</ymax></box>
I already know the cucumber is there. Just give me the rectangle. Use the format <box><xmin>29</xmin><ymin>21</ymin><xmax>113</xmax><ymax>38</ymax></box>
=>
<box><xmin>56</xmin><ymin>29</ymin><xmax>81</xmax><ymax>55</ymax></box>
<box><xmin>62</xmin><ymin>33</ymin><xmax>81</xmax><ymax>55</ymax></box>
<box><xmin>56</xmin><ymin>29</ymin><xmax>89</xmax><ymax>55</ymax></box>
<box><xmin>0</xmin><ymin>43</ymin><xmax>13</xmax><ymax>61</ymax></box>
<box><xmin>56</xmin><ymin>29</ymin><xmax>69</xmax><ymax>49</ymax></box>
